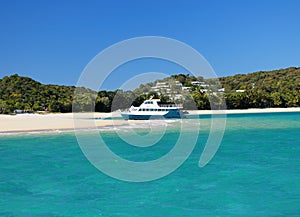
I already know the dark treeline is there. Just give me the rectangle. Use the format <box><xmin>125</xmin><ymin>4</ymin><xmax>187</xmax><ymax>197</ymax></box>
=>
<box><xmin>0</xmin><ymin>67</ymin><xmax>299</xmax><ymax>114</ymax></box>
<box><xmin>0</xmin><ymin>74</ymin><xmax>169</xmax><ymax>114</ymax></box>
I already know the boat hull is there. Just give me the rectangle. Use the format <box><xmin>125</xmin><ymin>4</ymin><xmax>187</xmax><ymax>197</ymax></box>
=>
<box><xmin>121</xmin><ymin>110</ymin><xmax>185</xmax><ymax>120</ymax></box>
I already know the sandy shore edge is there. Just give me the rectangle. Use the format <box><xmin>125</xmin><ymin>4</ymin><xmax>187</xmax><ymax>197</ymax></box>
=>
<box><xmin>0</xmin><ymin>113</ymin><xmax>133</xmax><ymax>134</ymax></box>
<box><xmin>187</xmin><ymin>107</ymin><xmax>300</xmax><ymax>114</ymax></box>
<box><xmin>1</xmin><ymin>108</ymin><xmax>299</xmax><ymax>134</ymax></box>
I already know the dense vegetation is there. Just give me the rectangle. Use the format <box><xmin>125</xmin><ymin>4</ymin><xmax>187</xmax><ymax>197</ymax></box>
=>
<box><xmin>0</xmin><ymin>74</ymin><xmax>163</xmax><ymax>114</ymax></box>
<box><xmin>220</xmin><ymin>67</ymin><xmax>300</xmax><ymax>108</ymax></box>
<box><xmin>0</xmin><ymin>67</ymin><xmax>299</xmax><ymax>114</ymax></box>
<box><xmin>0</xmin><ymin>74</ymin><xmax>75</xmax><ymax>113</ymax></box>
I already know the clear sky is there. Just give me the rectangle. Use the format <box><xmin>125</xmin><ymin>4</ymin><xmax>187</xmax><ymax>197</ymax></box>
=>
<box><xmin>1</xmin><ymin>0</ymin><xmax>300</xmax><ymax>90</ymax></box>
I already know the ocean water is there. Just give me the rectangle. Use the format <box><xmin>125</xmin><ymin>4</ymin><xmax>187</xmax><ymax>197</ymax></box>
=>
<box><xmin>1</xmin><ymin>112</ymin><xmax>300</xmax><ymax>217</ymax></box>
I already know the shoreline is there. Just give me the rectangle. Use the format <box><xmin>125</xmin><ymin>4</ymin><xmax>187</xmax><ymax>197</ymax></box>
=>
<box><xmin>0</xmin><ymin>108</ymin><xmax>300</xmax><ymax>134</ymax></box>
<box><xmin>187</xmin><ymin>107</ymin><xmax>300</xmax><ymax>115</ymax></box>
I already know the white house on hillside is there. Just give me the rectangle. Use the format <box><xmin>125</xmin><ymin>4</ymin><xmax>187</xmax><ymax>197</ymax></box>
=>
<box><xmin>191</xmin><ymin>81</ymin><xmax>205</xmax><ymax>86</ymax></box>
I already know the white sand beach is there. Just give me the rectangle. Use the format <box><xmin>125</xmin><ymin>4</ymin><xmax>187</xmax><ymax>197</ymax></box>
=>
<box><xmin>1</xmin><ymin>108</ymin><xmax>300</xmax><ymax>133</ymax></box>
<box><xmin>0</xmin><ymin>113</ymin><xmax>129</xmax><ymax>133</ymax></box>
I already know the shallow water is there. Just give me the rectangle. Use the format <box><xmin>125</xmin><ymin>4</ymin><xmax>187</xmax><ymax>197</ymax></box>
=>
<box><xmin>1</xmin><ymin>113</ymin><xmax>300</xmax><ymax>216</ymax></box>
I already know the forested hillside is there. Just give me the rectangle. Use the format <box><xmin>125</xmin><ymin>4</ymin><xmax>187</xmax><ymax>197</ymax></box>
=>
<box><xmin>0</xmin><ymin>67</ymin><xmax>299</xmax><ymax>114</ymax></box>
<box><xmin>132</xmin><ymin>67</ymin><xmax>300</xmax><ymax>109</ymax></box>
<box><xmin>0</xmin><ymin>74</ymin><xmax>75</xmax><ymax>113</ymax></box>
<box><xmin>220</xmin><ymin>67</ymin><xmax>300</xmax><ymax>108</ymax></box>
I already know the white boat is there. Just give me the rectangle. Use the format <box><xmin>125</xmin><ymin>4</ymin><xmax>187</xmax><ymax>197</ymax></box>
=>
<box><xmin>121</xmin><ymin>96</ymin><xmax>186</xmax><ymax>120</ymax></box>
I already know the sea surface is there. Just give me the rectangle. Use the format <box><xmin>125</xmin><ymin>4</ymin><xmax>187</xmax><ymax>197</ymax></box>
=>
<box><xmin>1</xmin><ymin>112</ymin><xmax>300</xmax><ymax>217</ymax></box>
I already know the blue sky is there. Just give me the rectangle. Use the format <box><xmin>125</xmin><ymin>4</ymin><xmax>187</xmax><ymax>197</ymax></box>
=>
<box><xmin>0</xmin><ymin>0</ymin><xmax>300</xmax><ymax>90</ymax></box>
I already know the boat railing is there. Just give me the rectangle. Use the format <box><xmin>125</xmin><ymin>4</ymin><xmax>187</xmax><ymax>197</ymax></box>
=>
<box><xmin>159</xmin><ymin>103</ymin><xmax>183</xmax><ymax>108</ymax></box>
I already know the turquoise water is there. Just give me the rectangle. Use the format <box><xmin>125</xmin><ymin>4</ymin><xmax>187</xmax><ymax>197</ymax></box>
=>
<box><xmin>1</xmin><ymin>113</ymin><xmax>300</xmax><ymax>216</ymax></box>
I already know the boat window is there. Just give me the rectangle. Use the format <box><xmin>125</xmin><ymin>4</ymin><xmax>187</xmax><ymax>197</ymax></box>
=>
<box><xmin>150</xmin><ymin>109</ymin><xmax>153</xmax><ymax>111</ymax></box>
<box><xmin>146</xmin><ymin>109</ymin><xmax>149</xmax><ymax>111</ymax></box>
<box><xmin>158</xmin><ymin>109</ymin><xmax>161</xmax><ymax>111</ymax></box>
<box><xmin>154</xmin><ymin>109</ymin><xmax>157</xmax><ymax>111</ymax></box>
